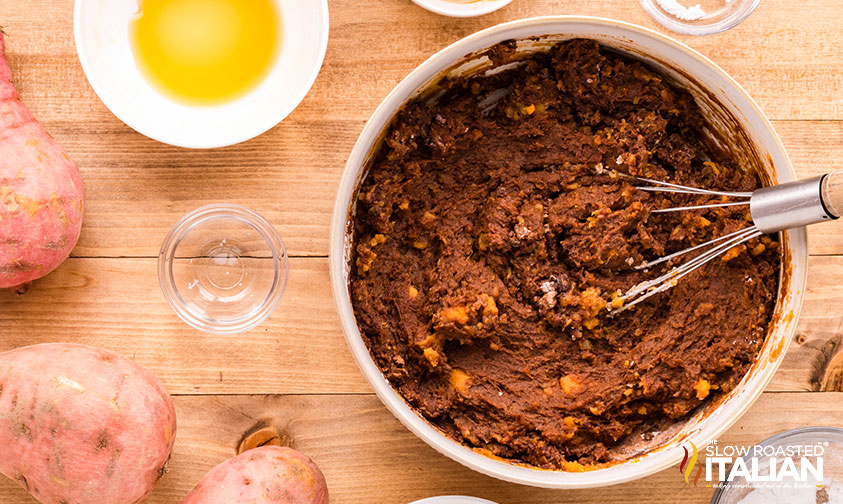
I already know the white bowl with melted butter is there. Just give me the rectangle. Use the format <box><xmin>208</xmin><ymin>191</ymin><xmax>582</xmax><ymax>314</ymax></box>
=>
<box><xmin>74</xmin><ymin>0</ymin><xmax>329</xmax><ymax>148</ymax></box>
<box><xmin>411</xmin><ymin>0</ymin><xmax>513</xmax><ymax>18</ymax></box>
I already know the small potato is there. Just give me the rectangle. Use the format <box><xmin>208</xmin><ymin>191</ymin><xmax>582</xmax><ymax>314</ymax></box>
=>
<box><xmin>0</xmin><ymin>343</ymin><xmax>176</xmax><ymax>504</ymax></box>
<box><xmin>181</xmin><ymin>446</ymin><xmax>328</xmax><ymax>504</ymax></box>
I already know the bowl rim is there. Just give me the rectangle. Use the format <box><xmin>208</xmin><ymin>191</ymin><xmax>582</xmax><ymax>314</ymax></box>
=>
<box><xmin>72</xmin><ymin>0</ymin><xmax>330</xmax><ymax>149</ymax></box>
<box><xmin>638</xmin><ymin>0</ymin><xmax>762</xmax><ymax>36</ymax></box>
<box><xmin>410</xmin><ymin>0</ymin><xmax>513</xmax><ymax>18</ymax></box>
<box><xmin>410</xmin><ymin>497</ymin><xmax>499</xmax><ymax>504</ymax></box>
<box><xmin>710</xmin><ymin>426</ymin><xmax>843</xmax><ymax>503</ymax></box>
<box><xmin>329</xmin><ymin>15</ymin><xmax>807</xmax><ymax>488</ymax></box>
<box><xmin>157</xmin><ymin>203</ymin><xmax>290</xmax><ymax>334</ymax></box>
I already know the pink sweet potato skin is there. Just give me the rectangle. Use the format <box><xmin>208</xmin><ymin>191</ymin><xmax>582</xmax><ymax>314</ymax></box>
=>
<box><xmin>181</xmin><ymin>446</ymin><xmax>329</xmax><ymax>504</ymax></box>
<box><xmin>0</xmin><ymin>343</ymin><xmax>177</xmax><ymax>504</ymax></box>
<box><xmin>0</xmin><ymin>31</ymin><xmax>84</xmax><ymax>290</ymax></box>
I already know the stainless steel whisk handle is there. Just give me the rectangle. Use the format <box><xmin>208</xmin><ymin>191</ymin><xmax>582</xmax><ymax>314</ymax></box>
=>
<box><xmin>750</xmin><ymin>172</ymin><xmax>843</xmax><ymax>234</ymax></box>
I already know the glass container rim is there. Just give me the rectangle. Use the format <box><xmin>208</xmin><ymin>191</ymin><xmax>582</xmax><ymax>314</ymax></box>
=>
<box><xmin>710</xmin><ymin>426</ymin><xmax>843</xmax><ymax>503</ymax></box>
<box><xmin>639</xmin><ymin>0</ymin><xmax>762</xmax><ymax>36</ymax></box>
<box><xmin>158</xmin><ymin>203</ymin><xmax>289</xmax><ymax>334</ymax></box>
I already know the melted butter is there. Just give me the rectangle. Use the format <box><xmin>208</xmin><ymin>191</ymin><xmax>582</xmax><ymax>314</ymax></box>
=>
<box><xmin>130</xmin><ymin>0</ymin><xmax>281</xmax><ymax>105</ymax></box>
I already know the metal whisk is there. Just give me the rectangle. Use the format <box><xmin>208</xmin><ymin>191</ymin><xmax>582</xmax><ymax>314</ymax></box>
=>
<box><xmin>609</xmin><ymin>171</ymin><xmax>843</xmax><ymax>313</ymax></box>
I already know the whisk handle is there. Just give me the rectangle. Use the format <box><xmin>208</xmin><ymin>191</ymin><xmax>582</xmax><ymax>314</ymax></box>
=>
<box><xmin>750</xmin><ymin>174</ymin><xmax>839</xmax><ymax>234</ymax></box>
<box><xmin>821</xmin><ymin>171</ymin><xmax>843</xmax><ymax>218</ymax></box>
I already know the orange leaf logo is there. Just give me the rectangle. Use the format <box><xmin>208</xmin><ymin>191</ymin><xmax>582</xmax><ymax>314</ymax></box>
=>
<box><xmin>680</xmin><ymin>442</ymin><xmax>701</xmax><ymax>486</ymax></box>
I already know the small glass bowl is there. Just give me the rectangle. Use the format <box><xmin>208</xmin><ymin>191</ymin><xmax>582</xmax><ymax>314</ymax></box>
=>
<box><xmin>711</xmin><ymin>427</ymin><xmax>843</xmax><ymax>503</ymax></box>
<box><xmin>640</xmin><ymin>0</ymin><xmax>761</xmax><ymax>36</ymax></box>
<box><xmin>158</xmin><ymin>204</ymin><xmax>289</xmax><ymax>334</ymax></box>
<box><xmin>410</xmin><ymin>498</ymin><xmax>498</xmax><ymax>504</ymax></box>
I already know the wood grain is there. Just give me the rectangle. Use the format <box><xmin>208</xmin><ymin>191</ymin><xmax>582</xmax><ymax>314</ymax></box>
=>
<box><xmin>0</xmin><ymin>1</ymin><xmax>841</xmax><ymax>258</ymax></box>
<box><xmin>2</xmin><ymin>0</ymin><xmax>843</xmax><ymax>503</ymax></box>
<box><xmin>3</xmin><ymin>0</ymin><xmax>842</xmax><ymax>123</ymax></box>
<box><xmin>2</xmin><ymin>392</ymin><xmax>841</xmax><ymax>504</ymax></box>
<box><xmin>0</xmin><ymin>257</ymin><xmax>370</xmax><ymax>395</ymax></box>
<box><xmin>14</xmin><ymin>119</ymin><xmax>843</xmax><ymax>259</ymax></box>
<box><xmin>1</xmin><ymin>255</ymin><xmax>842</xmax><ymax>395</ymax></box>
<box><xmin>771</xmin><ymin>255</ymin><xmax>843</xmax><ymax>392</ymax></box>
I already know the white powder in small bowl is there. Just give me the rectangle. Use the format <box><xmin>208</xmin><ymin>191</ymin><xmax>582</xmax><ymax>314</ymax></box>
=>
<box><xmin>736</xmin><ymin>479</ymin><xmax>843</xmax><ymax>504</ymax></box>
<box><xmin>655</xmin><ymin>0</ymin><xmax>707</xmax><ymax>20</ymax></box>
<box><xmin>729</xmin><ymin>442</ymin><xmax>843</xmax><ymax>504</ymax></box>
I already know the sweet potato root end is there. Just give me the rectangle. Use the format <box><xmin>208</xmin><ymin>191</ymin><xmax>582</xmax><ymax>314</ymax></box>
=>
<box><xmin>11</xmin><ymin>282</ymin><xmax>31</xmax><ymax>296</ymax></box>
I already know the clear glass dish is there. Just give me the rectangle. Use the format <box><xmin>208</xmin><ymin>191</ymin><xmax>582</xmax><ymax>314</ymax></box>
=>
<box><xmin>410</xmin><ymin>498</ymin><xmax>498</xmax><ymax>504</ymax></box>
<box><xmin>711</xmin><ymin>427</ymin><xmax>843</xmax><ymax>504</ymax></box>
<box><xmin>158</xmin><ymin>204</ymin><xmax>289</xmax><ymax>334</ymax></box>
<box><xmin>640</xmin><ymin>0</ymin><xmax>761</xmax><ymax>36</ymax></box>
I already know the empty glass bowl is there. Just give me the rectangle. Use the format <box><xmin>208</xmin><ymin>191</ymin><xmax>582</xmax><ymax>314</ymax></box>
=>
<box><xmin>640</xmin><ymin>0</ymin><xmax>761</xmax><ymax>36</ymax></box>
<box><xmin>710</xmin><ymin>427</ymin><xmax>843</xmax><ymax>504</ymax></box>
<box><xmin>158</xmin><ymin>204</ymin><xmax>289</xmax><ymax>334</ymax></box>
<box><xmin>410</xmin><ymin>498</ymin><xmax>498</xmax><ymax>504</ymax></box>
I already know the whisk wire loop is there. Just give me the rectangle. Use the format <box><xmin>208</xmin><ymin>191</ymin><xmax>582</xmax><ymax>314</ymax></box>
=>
<box><xmin>622</xmin><ymin>174</ymin><xmax>753</xmax><ymax>198</ymax></box>
<box><xmin>607</xmin><ymin>173</ymin><xmax>765</xmax><ymax>315</ymax></box>
<box><xmin>607</xmin><ymin>171</ymin><xmax>839</xmax><ymax>313</ymax></box>
<box><xmin>610</xmin><ymin>226</ymin><xmax>762</xmax><ymax>314</ymax></box>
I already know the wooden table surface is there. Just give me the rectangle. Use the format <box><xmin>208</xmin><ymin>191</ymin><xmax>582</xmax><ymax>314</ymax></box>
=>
<box><xmin>2</xmin><ymin>1</ymin><xmax>843</xmax><ymax>502</ymax></box>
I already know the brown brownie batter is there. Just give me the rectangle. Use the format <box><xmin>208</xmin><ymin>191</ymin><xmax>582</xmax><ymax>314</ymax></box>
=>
<box><xmin>350</xmin><ymin>39</ymin><xmax>780</xmax><ymax>469</ymax></box>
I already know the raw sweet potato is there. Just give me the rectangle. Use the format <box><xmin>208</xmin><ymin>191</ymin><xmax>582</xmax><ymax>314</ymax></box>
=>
<box><xmin>0</xmin><ymin>343</ymin><xmax>176</xmax><ymax>504</ymax></box>
<box><xmin>181</xmin><ymin>446</ymin><xmax>328</xmax><ymax>504</ymax></box>
<box><xmin>0</xmin><ymin>30</ymin><xmax>84</xmax><ymax>292</ymax></box>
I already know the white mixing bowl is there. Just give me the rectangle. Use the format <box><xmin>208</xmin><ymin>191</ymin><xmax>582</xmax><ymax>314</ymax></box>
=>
<box><xmin>74</xmin><ymin>0</ymin><xmax>329</xmax><ymax>148</ymax></box>
<box><xmin>330</xmin><ymin>16</ymin><xmax>807</xmax><ymax>488</ymax></box>
<box><xmin>411</xmin><ymin>498</ymin><xmax>498</xmax><ymax>504</ymax></box>
<box><xmin>411</xmin><ymin>0</ymin><xmax>513</xmax><ymax>18</ymax></box>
